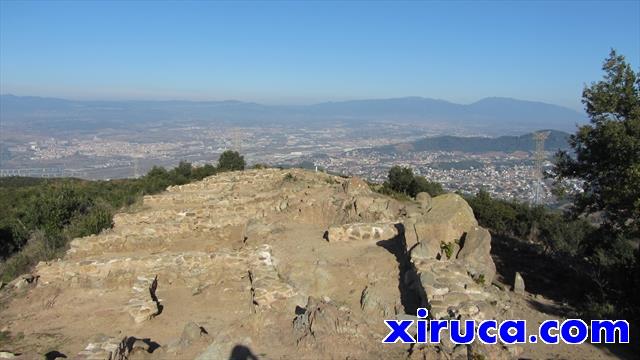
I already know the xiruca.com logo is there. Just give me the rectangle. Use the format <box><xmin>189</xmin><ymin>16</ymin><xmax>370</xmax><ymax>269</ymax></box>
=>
<box><xmin>382</xmin><ymin>309</ymin><xmax>630</xmax><ymax>345</ymax></box>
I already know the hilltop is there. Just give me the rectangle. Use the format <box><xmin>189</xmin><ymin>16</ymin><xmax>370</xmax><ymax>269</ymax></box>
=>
<box><xmin>0</xmin><ymin>169</ymin><xmax>618</xmax><ymax>359</ymax></box>
<box><xmin>367</xmin><ymin>130</ymin><xmax>571</xmax><ymax>154</ymax></box>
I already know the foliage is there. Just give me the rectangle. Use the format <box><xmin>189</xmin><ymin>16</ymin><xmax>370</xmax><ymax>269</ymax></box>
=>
<box><xmin>375</xmin><ymin>184</ymin><xmax>412</xmax><ymax>201</ymax></box>
<box><xmin>386</xmin><ymin>166</ymin><xmax>414</xmax><ymax>194</ymax></box>
<box><xmin>473</xmin><ymin>274</ymin><xmax>486</xmax><ymax>285</ymax></box>
<box><xmin>252</xmin><ymin>163</ymin><xmax>269</xmax><ymax>169</ymax></box>
<box><xmin>554</xmin><ymin>49</ymin><xmax>640</xmax><ymax>236</ymax></box>
<box><xmin>217</xmin><ymin>150</ymin><xmax>246</xmax><ymax>172</ymax></box>
<box><xmin>0</xmin><ymin>161</ymin><xmax>220</xmax><ymax>282</ymax></box>
<box><xmin>549</xmin><ymin>50</ymin><xmax>640</xmax><ymax>331</ymax></box>
<box><xmin>410</xmin><ymin>175</ymin><xmax>445</xmax><ymax>197</ymax></box>
<box><xmin>467</xmin><ymin>190</ymin><xmax>596</xmax><ymax>256</ymax></box>
<box><xmin>384</xmin><ymin>166</ymin><xmax>444</xmax><ymax>197</ymax></box>
<box><xmin>466</xmin><ymin>187</ymin><xmax>637</xmax><ymax>333</ymax></box>
<box><xmin>283</xmin><ymin>173</ymin><xmax>297</xmax><ymax>182</ymax></box>
<box><xmin>440</xmin><ymin>241</ymin><xmax>454</xmax><ymax>259</ymax></box>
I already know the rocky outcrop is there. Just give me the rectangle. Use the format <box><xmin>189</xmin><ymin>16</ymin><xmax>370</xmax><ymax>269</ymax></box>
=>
<box><xmin>2</xmin><ymin>169</ymin><xmax>514</xmax><ymax>359</ymax></box>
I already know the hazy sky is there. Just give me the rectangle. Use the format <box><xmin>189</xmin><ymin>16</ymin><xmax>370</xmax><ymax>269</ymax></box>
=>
<box><xmin>1</xmin><ymin>1</ymin><xmax>638</xmax><ymax>109</ymax></box>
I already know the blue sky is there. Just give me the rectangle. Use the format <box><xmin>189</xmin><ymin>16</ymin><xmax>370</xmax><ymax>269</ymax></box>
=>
<box><xmin>1</xmin><ymin>1</ymin><xmax>638</xmax><ymax>109</ymax></box>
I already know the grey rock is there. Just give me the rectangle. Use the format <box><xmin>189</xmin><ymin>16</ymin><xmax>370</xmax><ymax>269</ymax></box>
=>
<box><xmin>196</xmin><ymin>342</ymin><xmax>227</xmax><ymax>360</ymax></box>
<box><xmin>415</xmin><ymin>192</ymin><xmax>432</xmax><ymax>211</ymax></box>
<box><xmin>181</xmin><ymin>321</ymin><xmax>206</xmax><ymax>345</ymax></box>
<box><xmin>513</xmin><ymin>272</ymin><xmax>525</xmax><ymax>294</ymax></box>
<box><xmin>411</xmin><ymin>239</ymin><xmax>440</xmax><ymax>260</ymax></box>
<box><xmin>457</xmin><ymin>227</ymin><xmax>496</xmax><ymax>284</ymax></box>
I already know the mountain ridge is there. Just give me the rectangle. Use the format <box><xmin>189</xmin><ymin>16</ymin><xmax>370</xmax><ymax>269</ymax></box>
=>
<box><xmin>368</xmin><ymin>129</ymin><xmax>571</xmax><ymax>154</ymax></box>
<box><xmin>0</xmin><ymin>94</ymin><xmax>586</xmax><ymax>133</ymax></box>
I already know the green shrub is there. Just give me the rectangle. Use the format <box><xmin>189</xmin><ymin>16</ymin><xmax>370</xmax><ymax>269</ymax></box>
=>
<box><xmin>0</xmin><ymin>161</ymin><xmax>221</xmax><ymax>281</ymax></box>
<box><xmin>385</xmin><ymin>166</ymin><xmax>444</xmax><ymax>197</ymax></box>
<box><xmin>217</xmin><ymin>150</ymin><xmax>246</xmax><ymax>171</ymax></box>
<box><xmin>440</xmin><ymin>241</ymin><xmax>454</xmax><ymax>259</ymax></box>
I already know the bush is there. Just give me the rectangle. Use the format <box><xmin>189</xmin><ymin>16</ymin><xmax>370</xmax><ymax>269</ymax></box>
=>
<box><xmin>384</xmin><ymin>166</ymin><xmax>444</xmax><ymax>197</ymax></box>
<box><xmin>0</xmin><ymin>230</ymin><xmax>60</xmax><ymax>282</ymax></box>
<box><xmin>217</xmin><ymin>150</ymin><xmax>246</xmax><ymax>172</ymax></box>
<box><xmin>0</xmin><ymin>161</ymin><xmax>219</xmax><ymax>281</ymax></box>
<box><xmin>410</xmin><ymin>175</ymin><xmax>445</xmax><ymax>197</ymax></box>
<box><xmin>387</xmin><ymin>166</ymin><xmax>414</xmax><ymax>194</ymax></box>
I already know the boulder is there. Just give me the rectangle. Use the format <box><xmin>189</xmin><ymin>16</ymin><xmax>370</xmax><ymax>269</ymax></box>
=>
<box><xmin>342</xmin><ymin>177</ymin><xmax>371</xmax><ymax>195</ymax></box>
<box><xmin>415</xmin><ymin>192</ymin><xmax>432</xmax><ymax>211</ymax></box>
<box><xmin>513</xmin><ymin>272</ymin><xmax>525</xmax><ymax>294</ymax></box>
<box><xmin>402</xmin><ymin>220</ymin><xmax>420</xmax><ymax>251</ymax></box>
<box><xmin>456</xmin><ymin>227</ymin><xmax>496</xmax><ymax>284</ymax></box>
<box><xmin>411</xmin><ymin>193</ymin><xmax>478</xmax><ymax>259</ymax></box>
<box><xmin>410</xmin><ymin>238</ymin><xmax>441</xmax><ymax>260</ymax></box>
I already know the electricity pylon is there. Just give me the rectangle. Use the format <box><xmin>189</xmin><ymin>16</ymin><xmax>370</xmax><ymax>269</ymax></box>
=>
<box><xmin>533</xmin><ymin>131</ymin><xmax>550</xmax><ymax>204</ymax></box>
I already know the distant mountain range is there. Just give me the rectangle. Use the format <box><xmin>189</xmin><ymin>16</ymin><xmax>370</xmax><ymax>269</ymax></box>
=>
<box><xmin>0</xmin><ymin>94</ymin><xmax>586</xmax><ymax>133</ymax></box>
<box><xmin>370</xmin><ymin>130</ymin><xmax>572</xmax><ymax>154</ymax></box>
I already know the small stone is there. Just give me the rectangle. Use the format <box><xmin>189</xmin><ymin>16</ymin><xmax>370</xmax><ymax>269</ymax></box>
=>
<box><xmin>181</xmin><ymin>322</ymin><xmax>206</xmax><ymax>344</ymax></box>
<box><xmin>13</xmin><ymin>279</ymin><xmax>29</xmax><ymax>289</ymax></box>
<box><xmin>513</xmin><ymin>272</ymin><xmax>525</xmax><ymax>294</ymax></box>
<box><xmin>506</xmin><ymin>345</ymin><xmax>524</xmax><ymax>357</ymax></box>
<box><xmin>451</xmin><ymin>344</ymin><xmax>468</xmax><ymax>360</ymax></box>
<box><xmin>131</xmin><ymin>338</ymin><xmax>151</xmax><ymax>352</ymax></box>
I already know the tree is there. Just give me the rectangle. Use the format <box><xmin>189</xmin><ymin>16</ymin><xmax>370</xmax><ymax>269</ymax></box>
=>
<box><xmin>192</xmin><ymin>164</ymin><xmax>216</xmax><ymax>180</ymax></box>
<box><xmin>174</xmin><ymin>161</ymin><xmax>193</xmax><ymax>179</ymax></box>
<box><xmin>387</xmin><ymin>166</ymin><xmax>414</xmax><ymax>194</ymax></box>
<box><xmin>554</xmin><ymin>50</ymin><xmax>640</xmax><ymax>235</ymax></box>
<box><xmin>410</xmin><ymin>175</ymin><xmax>445</xmax><ymax>197</ymax></box>
<box><xmin>217</xmin><ymin>150</ymin><xmax>246</xmax><ymax>172</ymax></box>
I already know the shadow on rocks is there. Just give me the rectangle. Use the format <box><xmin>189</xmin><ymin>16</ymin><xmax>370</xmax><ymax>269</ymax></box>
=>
<box><xmin>376</xmin><ymin>223</ymin><xmax>422</xmax><ymax>315</ymax></box>
<box><xmin>44</xmin><ymin>351</ymin><xmax>67</xmax><ymax>360</ymax></box>
<box><xmin>229</xmin><ymin>344</ymin><xmax>258</xmax><ymax>360</ymax></box>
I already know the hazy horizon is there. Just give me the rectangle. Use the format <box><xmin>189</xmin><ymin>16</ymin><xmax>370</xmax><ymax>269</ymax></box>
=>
<box><xmin>0</xmin><ymin>92</ymin><xmax>587</xmax><ymax>112</ymax></box>
<box><xmin>1</xmin><ymin>1</ymin><xmax>639</xmax><ymax>112</ymax></box>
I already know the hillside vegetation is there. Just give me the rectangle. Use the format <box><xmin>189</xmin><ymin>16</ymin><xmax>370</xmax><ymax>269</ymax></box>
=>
<box><xmin>0</xmin><ymin>151</ymin><xmax>245</xmax><ymax>282</ymax></box>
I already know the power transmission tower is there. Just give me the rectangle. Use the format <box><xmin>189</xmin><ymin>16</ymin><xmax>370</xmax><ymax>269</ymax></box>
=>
<box><xmin>133</xmin><ymin>158</ymin><xmax>140</xmax><ymax>178</ymax></box>
<box><xmin>232</xmin><ymin>128</ymin><xmax>242</xmax><ymax>152</ymax></box>
<box><xmin>533</xmin><ymin>131</ymin><xmax>550</xmax><ymax>204</ymax></box>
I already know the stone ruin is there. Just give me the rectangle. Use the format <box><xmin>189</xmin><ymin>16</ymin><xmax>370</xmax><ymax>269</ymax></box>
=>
<box><xmin>0</xmin><ymin>169</ymin><xmax>518</xmax><ymax>359</ymax></box>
